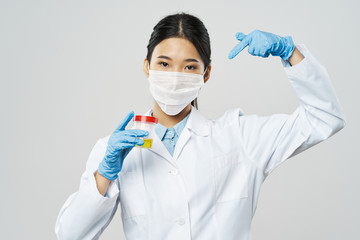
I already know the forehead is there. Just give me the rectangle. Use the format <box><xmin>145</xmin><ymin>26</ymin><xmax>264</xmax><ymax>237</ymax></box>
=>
<box><xmin>152</xmin><ymin>37</ymin><xmax>202</xmax><ymax>61</ymax></box>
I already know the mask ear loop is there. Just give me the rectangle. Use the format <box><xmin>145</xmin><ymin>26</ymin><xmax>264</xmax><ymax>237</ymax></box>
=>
<box><xmin>202</xmin><ymin>67</ymin><xmax>208</xmax><ymax>77</ymax></box>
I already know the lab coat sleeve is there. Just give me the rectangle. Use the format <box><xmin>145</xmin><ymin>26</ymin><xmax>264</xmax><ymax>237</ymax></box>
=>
<box><xmin>55</xmin><ymin>137</ymin><xmax>120</xmax><ymax>240</ymax></box>
<box><xmin>237</xmin><ymin>43</ymin><xmax>346</xmax><ymax>178</ymax></box>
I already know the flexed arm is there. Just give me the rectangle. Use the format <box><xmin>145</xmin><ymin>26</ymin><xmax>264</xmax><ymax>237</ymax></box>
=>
<box><xmin>228</xmin><ymin>30</ymin><xmax>346</xmax><ymax>177</ymax></box>
<box><xmin>55</xmin><ymin>112</ymin><xmax>149</xmax><ymax>239</ymax></box>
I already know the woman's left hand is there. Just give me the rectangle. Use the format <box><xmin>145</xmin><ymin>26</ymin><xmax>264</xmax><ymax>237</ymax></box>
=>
<box><xmin>228</xmin><ymin>29</ymin><xmax>295</xmax><ymax>61</ymax></box>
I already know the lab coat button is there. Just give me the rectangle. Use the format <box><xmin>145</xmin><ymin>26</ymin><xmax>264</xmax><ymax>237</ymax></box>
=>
<box><xmin>178</xmin><ymin>218</ymin><xmax>185</xmax><ymax>225</ymax></box>
<box><xmin>169</xmin><ymin>169</ymin><xmax>178</xmax><ymax>175</ymax></box>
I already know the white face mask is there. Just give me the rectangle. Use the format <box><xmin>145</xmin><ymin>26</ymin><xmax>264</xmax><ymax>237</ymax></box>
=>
<box><xmin>148</xmin><ymin>63</ymin><xmax>207</xmax><ymax>116</ymax></box>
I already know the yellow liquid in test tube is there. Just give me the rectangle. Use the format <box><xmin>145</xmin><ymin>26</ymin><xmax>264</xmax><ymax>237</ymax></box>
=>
<box><xmin>136</xmin><ymin>138</ymin><xmax>153</xmax><ymax>148</ymax></box>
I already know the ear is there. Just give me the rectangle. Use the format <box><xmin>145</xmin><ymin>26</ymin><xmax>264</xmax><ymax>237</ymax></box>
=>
<box><xmin>204</xmin><ymin>64</ymin><xmax>212</xmax><ymax>84</ymax></box>
<box><xmin>143</xmin><ymin>58</ymin><xmax>149</xmax><ymax>77</ymax></box>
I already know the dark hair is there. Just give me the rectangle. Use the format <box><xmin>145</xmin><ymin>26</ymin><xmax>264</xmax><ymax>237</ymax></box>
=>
<box><xmin>146</xmin><ymin>12</ymin><xmax>211</xmax><ymax>110</ymax></box>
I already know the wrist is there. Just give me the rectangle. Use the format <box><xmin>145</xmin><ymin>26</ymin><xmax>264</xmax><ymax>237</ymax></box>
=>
<box><xmin>94</xmin><ymin>170</ymin><xmax>111</xmax><ymax>196</ymax></box>
<box><xmin>280</xmin><ymin>36</ymin><xmax>295</xmax><ymax>61</ymax></box>
<box><xmin>287</xmin><ymin>46</ymin><xmax>305</xmax><ymax>66</ymax></box>
<box><xmin>98</xmin><ymin>159</ymin><xmax>119</xmax><ymax>181</ymax></box>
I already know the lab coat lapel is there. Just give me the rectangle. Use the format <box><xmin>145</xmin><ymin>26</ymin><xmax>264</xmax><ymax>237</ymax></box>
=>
<box><xmin>173</xmin><ymin>106</ymin><xmax>210</xmax><ymax>160</ymax></box>
<box><xmin>172</xmin><ymin>125</ymin><xmax>191</xmax><ymax>161</ymax></box>
<box><xmin>149</xmin><ymin>129</ymin><xmax>175</xmax><ymax>165</ymax></box>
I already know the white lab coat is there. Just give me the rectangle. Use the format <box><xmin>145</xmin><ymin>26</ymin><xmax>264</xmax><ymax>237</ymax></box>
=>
<box><xmin>55</xmin><ymin>44</ymin><xmax>346</xmax><ymax>240</ymax></box>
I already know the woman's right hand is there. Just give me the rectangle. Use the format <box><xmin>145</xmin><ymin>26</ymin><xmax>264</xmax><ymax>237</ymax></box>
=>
<box><xmin>98</xmin><ymin>110</ymin><xmax>149</xmax><ymax>181</ymax></box>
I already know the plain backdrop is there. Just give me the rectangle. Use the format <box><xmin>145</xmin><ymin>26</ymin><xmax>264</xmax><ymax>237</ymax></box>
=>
<box><xmin>1</xmin><ymin>0</ymin><xmax>359</xmax><ymax>239</ymax></box>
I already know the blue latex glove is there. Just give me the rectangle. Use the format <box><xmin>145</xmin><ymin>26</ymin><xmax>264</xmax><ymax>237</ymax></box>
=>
<box><xmin>228</xmin><ymin>29</ymin><xmax>295</xmax><ymax>61</ymax></box>
<box><xmin>98</xmin><ymin>111</ymin><xmax>149</xmax><ymax>181</ymax></box>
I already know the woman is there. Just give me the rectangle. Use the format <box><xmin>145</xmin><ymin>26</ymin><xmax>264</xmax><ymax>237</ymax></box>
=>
<box><xmin>55</xmin><ymin>12</ymin><xmax>346</xmax><ymax>240</ymax></box>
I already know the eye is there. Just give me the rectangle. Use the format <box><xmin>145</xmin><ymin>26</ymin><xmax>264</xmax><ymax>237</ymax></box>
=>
<box><xmin>185</xmin><ymin>65</ymin><xmax>197</xmax><ymax>70</ymax></box>
<box><xmin>159</xmin><ymin>62</ymin><xmax>169</xmax><ymax>67</ymax></box>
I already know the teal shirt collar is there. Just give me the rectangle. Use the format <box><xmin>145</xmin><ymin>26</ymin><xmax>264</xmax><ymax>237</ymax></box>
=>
<box><xmin>152</xmin><ymin>112</ymin><xmax>191</xmax><ymax>141</ymax></box>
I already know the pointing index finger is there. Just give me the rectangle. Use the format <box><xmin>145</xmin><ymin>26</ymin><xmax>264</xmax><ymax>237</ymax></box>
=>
<box><xmin>228</xmin><ymin>35</ymin><xmax>251</xmax><ymax>59</ymax></box>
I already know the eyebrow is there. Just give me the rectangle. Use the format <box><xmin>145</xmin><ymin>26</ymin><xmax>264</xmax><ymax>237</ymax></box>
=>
<box><xmin>157</xmin><ymin>55</ymin><xmax>199</xmax><ymax>63</ymax></box>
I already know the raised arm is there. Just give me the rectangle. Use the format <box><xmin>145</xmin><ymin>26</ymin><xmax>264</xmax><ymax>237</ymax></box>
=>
<box><xmin>235</xmin><ymin>43</ymin><xmax>346</xmax><ymax>177</ymax></box>
<box><xmin>228</xmin><ymin>29</ymin><xmax>345</xmax><ymax>176</ymax></box>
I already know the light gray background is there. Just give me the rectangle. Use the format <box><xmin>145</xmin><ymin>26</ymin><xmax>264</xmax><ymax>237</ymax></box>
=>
<box><xmin>1</xmin><ymin>0</ymin><xmax>358</xmax><ymax>239</ymax></box>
